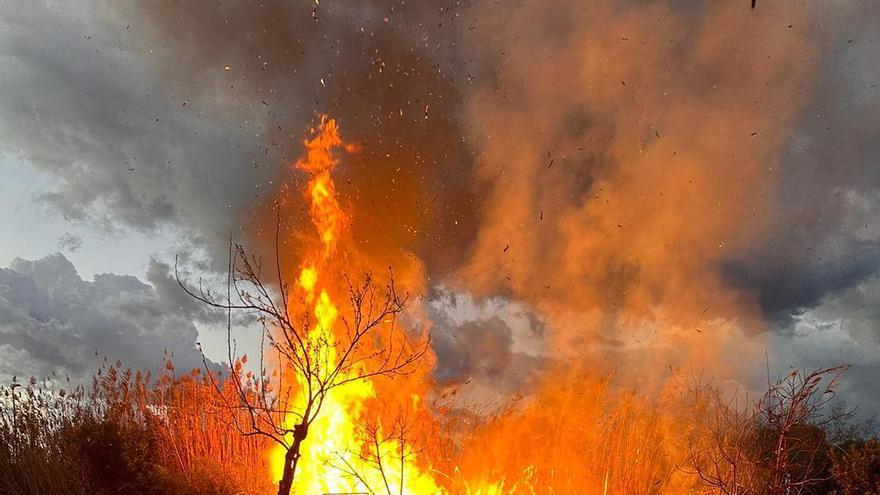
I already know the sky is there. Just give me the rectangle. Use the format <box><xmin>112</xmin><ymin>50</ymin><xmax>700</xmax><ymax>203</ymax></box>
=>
<box><xmin>0</xmin><ymin>0</ymin><xmax>878</xmax><ymax>417</ymax></box>
<box><xmin>0</xmin><ymin>154</ymin><xmax>174</xmax><ymax>278</ymax></box>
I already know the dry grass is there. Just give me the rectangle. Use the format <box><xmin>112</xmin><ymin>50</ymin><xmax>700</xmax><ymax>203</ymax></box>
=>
<box><xmin>0</xmin><ymin>359</ymin><xmax>274</xmax><ymax>495</ymax></box>
<box><xmin>2</xmin><ymin>360</ymin><xmax>875</xmax><ymax>495</ymax></box>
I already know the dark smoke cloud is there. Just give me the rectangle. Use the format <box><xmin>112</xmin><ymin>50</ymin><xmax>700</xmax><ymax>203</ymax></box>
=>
<box><xmin>715</xmin><ymin>5</ymin><xmax>880</xmax><ymax>411</ymax></box>
<box><xmin>0</xmin><ymin>0</ymin><xmax>483</xmax><ymax>270</ymax></box>
<box><xmin>99</xmin><ymin>0</ymin><xmax>481</xmax><ymax>270</ymax></box>
<box><xmin>0</xmin><ymin>253</ymin><xmax>216</xmax><ymax>383</ymax></box>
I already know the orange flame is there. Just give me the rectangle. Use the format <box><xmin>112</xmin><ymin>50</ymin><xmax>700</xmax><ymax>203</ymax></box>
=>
<box><xmin>295</xmin><ymin>116</ymin><xmax>353</xmax><ymax>259</ymax></box>
<box><xmin>269</xmin><ymin>116</ymin><xmax>443</xmax><ymax>495</ymax></box>
<box><xmin>265</xmin><ymin>115</ymin><xmax>699</xmax><ymax>495</ymax></box>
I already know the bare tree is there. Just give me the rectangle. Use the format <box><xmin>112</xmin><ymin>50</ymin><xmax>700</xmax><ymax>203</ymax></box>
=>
<box><xmin>176</xmin><ymin>236</ymin><xmax>429</xmax><ymax>495</ymax></box>
<box><xmin>758</xmin><ymin>365</ymin><xmax>849</xmax><ymax>495</ymax></box>
<box><xmin>687</xmin><ymin>365</ymin><xmax>850</xmax><ymax>495</ymax></box>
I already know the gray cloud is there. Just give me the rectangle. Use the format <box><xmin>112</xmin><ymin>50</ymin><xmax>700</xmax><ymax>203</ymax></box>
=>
<box><xmin>433</xmin><ymin>316</ymin><xmax>515</xmax><ymax>384</ymax></box>
<box><xmin>769</xmin><ymin>275</ymin><xmax>880</xmax><ymax>415</ymax></box>
<box><xmin>428</xmin><ymin>288</ymin><xmax>546</xmax><ymax>409</ymax></box>
<box><xmin>0</xmin><ymin>0</ymin><xmax>277</xmax><ymax>259</ymax></box>
<box><xmin>57</xmin><ymin>232</ymin><xmax>83</xmax><ymax>253</ymax></box>
<box><xmin>0</xmin><ymin>253</ymin><xmax>214</xmax><ymax>383</ymax></box>
<box><xmin>721</xmin><ymin>3</ymin><xmax>880</xmax><ymax>325</ymax></box>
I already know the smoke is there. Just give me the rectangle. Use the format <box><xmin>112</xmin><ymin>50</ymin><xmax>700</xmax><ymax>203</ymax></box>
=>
<box><xmin>437</xmin><ymin>0</ymin><xmax>877</xmax><ymax>403</ymax></box>
<box><xmin>91</xmin><ymin>0</ymin><xmax>482</xmax><ymax>271</ymax></box>
<box><xmin>435</xmin><ymin>0</ymin><xmax>821</xmax><ymax>392</ymax></box>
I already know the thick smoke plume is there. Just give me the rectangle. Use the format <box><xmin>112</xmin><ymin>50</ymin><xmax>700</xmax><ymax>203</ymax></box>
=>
<box><xmin>451</xmin><ymin>0</ymin><xmax>818</xmax><ymax>392</ymax></box>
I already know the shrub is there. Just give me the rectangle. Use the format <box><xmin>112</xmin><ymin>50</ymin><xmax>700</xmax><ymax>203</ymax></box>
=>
<box><xmin>831</xmin><ymin>438</ymin><xmax>880</xmax><ymax>495</ymax></box>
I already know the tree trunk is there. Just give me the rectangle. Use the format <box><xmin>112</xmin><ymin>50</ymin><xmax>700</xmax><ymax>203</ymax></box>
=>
<box><xmin>277</xmin><ymin>422</ymin><xmax>309</xmax><ymax>495</ymax></box>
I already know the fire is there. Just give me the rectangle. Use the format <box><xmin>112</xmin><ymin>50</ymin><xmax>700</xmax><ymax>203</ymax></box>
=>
<box><xmin>294</xmin><ymin>116</ymin><xmax>354</xmax><ymax>259</ymax></box>
<box><xmin>269</xmin><ymin>116</ymin><xmax>443</xmax><ymax>495</ymax></box>
<box><xmin>265</xmin><ymin>115</ymin><xmax>695</xmax><ymax>495</ymax></box>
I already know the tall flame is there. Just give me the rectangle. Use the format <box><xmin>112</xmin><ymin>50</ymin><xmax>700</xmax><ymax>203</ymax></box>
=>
<box><xmin>269</xmin><ymin>116</ymin><xmax>443</xmax><ymax>495</ymax></box>
<box><xmin>265</xmin><ymin>115</ymin><xmax>692</xmax><ymax>495</ymax></box>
